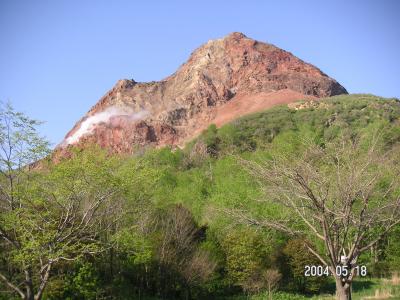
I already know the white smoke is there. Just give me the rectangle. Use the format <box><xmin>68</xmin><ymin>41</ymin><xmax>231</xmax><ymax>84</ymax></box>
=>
<box><xmin>63</xmin><ymin>106</ymin><xmax>149</xmax><ymax>146</ymax></box>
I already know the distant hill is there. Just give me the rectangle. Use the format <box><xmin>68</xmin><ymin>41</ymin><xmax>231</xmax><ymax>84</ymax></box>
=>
<box><xmin>190</xmin><ymin>94</ymin><xmax>400</xmax><ymax>156</ymax></box>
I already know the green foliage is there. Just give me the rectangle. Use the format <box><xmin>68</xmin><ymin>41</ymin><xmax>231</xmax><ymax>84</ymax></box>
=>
<box><xmin>384</xmin><ymin>224</ymin><xmax>400</xmax><ymax>271</ymax></box>
<box><xmin>70</xmin><ymin>263</ymin><xmax>100</xmax><ymax>299</ymax></box>
<box><xmin>0</xmin><ymin>102</ymin><xmax>50</xmax><ymax>169</ymax></box>
<box><xmin>222</xmin><ymin>228</ymin><xmax>267</xmax><ymax>288</ymax></box>
<box><xmin>2</xmin><ymin>95</ymin><xmax>400</xmax><ymax>299</ymax></box>
<box><xmin>204</xmin><ymin>124</ymin><xmax>220</xmax><ymax>156</ymax></box>
<box><xmin>115</xmin><ymin>228</ymin><xmax>153</xmax><ymax>265</ymax></box>
<box><xmin>192</xmin><ymin>94</ymin><xmax>400</xmax><ymax>156</ymax></box>
<box><xmin>283</xmin><ymin>239</ymin><xmax>328</xmax><ymax>293</ymax></box>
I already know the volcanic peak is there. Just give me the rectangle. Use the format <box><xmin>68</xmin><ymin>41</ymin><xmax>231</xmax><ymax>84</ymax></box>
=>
<box><xmin>59</xmin><ymin>32</ymin><xmax>347</xmax><ymax>154</ymax></box>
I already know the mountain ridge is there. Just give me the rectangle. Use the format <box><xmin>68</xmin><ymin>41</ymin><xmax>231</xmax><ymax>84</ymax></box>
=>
<box><xmin>58</xmin><ymin>32</ymin><xmax>347</xmax><ymax>154</ymax></box>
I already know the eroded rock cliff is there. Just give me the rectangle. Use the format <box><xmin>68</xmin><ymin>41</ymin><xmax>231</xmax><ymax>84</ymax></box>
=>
<box><xmin>58</xmin><ymin>32</ymin><xmax>347</xmax><ymax>154</ymax></box>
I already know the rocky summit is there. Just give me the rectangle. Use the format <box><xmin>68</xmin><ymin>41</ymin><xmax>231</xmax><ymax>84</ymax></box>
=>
<box><xmin>58</xmin><ymin>32</ymin><xmax>347</xmax><ymax>154</ymax></box>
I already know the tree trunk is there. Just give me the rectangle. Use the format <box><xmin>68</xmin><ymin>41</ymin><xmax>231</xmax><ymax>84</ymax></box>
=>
<box><xmin>24</xmin><ymin>269</ymin><xmax>34</xmax><ymax>300</ymax></box>
<box><xmin>335</xmin><ymin>278</ymin><xmax>351</xmax><ymax>300</ymax></box>
<box><xmin>373</xmin><ymin>244</ymin><xmax>379</xmax><ymax>263</ymax></box>
<box><xmin>185</xmin><ymin>284</ymin><xmax>191</xmax><ymax>300</ymax></box>
<box><xmin>109</xmin><ymin>247</ymin><xmax>114</xmax><ymax>278</ymax></box>
<box><xmin>268</xmin><ymin>284</ymin><xmax>272</xmax><ymax>300</ymax></box>
<box><xmin>34</xmin><ymin>263</ymin><xmax>52</xmax><ymax>300</ymax></box>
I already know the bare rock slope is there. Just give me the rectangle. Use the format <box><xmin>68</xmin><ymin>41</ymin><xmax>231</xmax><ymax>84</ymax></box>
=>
<box><xmin>59</xmin><ymin>32</ymin><xmax>347</xmax><ymax>153</ymax></box>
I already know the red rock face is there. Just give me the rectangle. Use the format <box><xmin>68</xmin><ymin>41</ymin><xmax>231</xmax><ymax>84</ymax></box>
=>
<box><xmin>58</xmin><ymin>32</ymin><xmax>347</xmax><ymax>154</ymax></box>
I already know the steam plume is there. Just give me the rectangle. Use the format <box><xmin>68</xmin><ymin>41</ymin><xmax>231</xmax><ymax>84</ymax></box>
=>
<box><xmin>63</xmin><ymin>106</ymin><xmax>149</xmax><ymax>146</ymax></box>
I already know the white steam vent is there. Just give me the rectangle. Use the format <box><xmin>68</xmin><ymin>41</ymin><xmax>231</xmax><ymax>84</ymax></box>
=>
<box><xmin>63</xmin><ymin>106</ymin><xmax>149</xmax><ymax>146</ymax></box>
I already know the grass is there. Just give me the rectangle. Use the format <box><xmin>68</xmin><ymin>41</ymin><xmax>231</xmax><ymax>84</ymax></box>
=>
<box><xmin>219</xmin><ymin>277</ymin><xmax>400</xmax><ymax>300</ymax></box>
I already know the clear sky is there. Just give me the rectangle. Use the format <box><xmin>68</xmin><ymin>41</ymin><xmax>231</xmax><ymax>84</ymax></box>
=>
<box><xmin>1</xmin><ymin>0</ymin><xmax>399</xmax><ymax>148</ymax></box>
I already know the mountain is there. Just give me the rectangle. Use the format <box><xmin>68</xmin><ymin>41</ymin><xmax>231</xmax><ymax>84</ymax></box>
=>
<box><xmin>57</xmin><ymin>32</ymin><xmax>347</xmax><ymax>154</ymax></box>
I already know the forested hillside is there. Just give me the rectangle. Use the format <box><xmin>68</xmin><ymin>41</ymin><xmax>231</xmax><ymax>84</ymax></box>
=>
<box><xmin>1</xmin><ymin>94</ymin><xmax>400</xmax><ymax>299</ymax></box>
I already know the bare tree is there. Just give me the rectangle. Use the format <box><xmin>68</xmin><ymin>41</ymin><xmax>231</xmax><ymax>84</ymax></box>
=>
<box><xmin>156</xmin><ymin>205</ymin><xmax>216</xmax><ymax>298</ymax></box>
<box><xmin>182</xmin><ymin>248</ymin><xmax>217</xmax><ymax>286</ymax></box>
<box><xmin>182</xmin><ymin>140</ymin><xmax>209</xmax><ymax>169</ymax></box>
<box><xmin>226</xmin><ymin>134</ymin><xmax>400</xmax><ymax>300</ymax></box>
<box><xmin>264</xmin><ymin>269</ymin><xmax>281</xmax><ymax>300</ymax></box>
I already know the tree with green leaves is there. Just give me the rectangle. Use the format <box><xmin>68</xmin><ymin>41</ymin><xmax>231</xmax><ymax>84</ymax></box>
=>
<box><xmin>0</xmin><ymin>104</ymin><xmax>121</xmax><ymax>300</ymax></box>
<box><xmin>283</xmin><ymin>239</ymin><xmax>327</xmax><ymax>293</ymax></box>
<box><xmin>222</xmin><ymin>228</ymin><xmax>266</xmax><ymax>292</ymax></box>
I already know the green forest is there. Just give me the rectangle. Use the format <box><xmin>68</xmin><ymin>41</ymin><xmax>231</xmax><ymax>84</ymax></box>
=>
<box><xmin>1</xmin><ymin>94</ymin><xmax>400</xmax><ymax>300</ymax></box>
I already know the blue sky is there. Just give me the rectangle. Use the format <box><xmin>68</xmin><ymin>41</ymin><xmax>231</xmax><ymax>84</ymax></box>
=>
<box><xmin>0</xmin><ymin>0</ymin><xmax>399</xmax><ymax>147</ymax></box>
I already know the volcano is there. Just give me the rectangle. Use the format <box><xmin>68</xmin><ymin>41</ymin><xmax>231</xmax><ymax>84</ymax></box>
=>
<box><xmin>58</xmin><ymin>32</ymin><xmax>347</xmax><ymax>154</ymax></box>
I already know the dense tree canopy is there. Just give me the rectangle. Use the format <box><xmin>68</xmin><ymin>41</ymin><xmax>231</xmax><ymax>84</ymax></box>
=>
<box><xmin>1</xmin><ymin>95</ymin><xmax>400</xmax><ymax>299</ymax></box>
